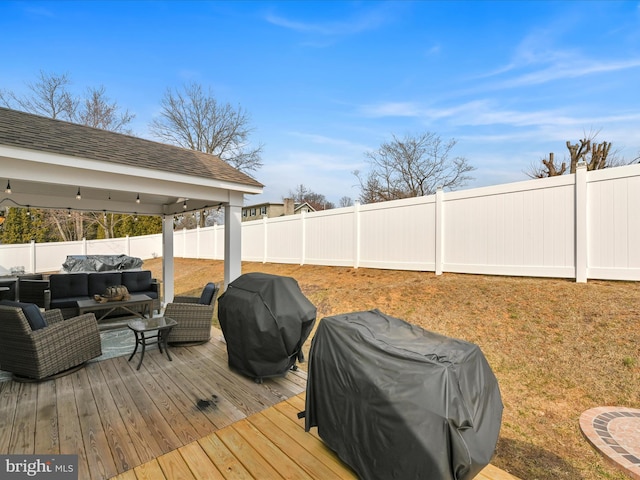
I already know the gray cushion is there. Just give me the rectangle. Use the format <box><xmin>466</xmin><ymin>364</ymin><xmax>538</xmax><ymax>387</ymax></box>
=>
<box><xmin>0</xmin><ymin>300</ymin><xmax>47</xmax><ymax>330</ymax></box>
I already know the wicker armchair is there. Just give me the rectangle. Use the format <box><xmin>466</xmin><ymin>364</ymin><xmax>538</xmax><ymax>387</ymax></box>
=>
<box><xmin>0</xmin><ymin>305</ymin><xmax>102</xmax><ymax>381</ymax></box>
<box><xmin>165</xmin><ymin>282</ymin><xmax>220</xmax><ymax>345</ymax></box>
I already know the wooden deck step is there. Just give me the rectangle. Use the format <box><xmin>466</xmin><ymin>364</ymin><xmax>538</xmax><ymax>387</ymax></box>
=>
<box><xmin>111</xmin><ymin>393</ymin><xmax>520</xmax><ymax>480</ymax></box>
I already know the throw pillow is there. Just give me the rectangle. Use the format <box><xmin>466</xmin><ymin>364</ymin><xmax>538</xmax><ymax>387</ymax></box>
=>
<box><xmin>0</xmin><ymin>300</ymin><xmax>48</xmax><ymax>330</ymax></box>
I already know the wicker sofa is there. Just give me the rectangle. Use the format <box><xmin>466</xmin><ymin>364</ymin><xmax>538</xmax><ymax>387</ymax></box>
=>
<box><xmin>45</xmin><ymin>270</ymin><xmax>161</xmax><ymax>319</ymax></box>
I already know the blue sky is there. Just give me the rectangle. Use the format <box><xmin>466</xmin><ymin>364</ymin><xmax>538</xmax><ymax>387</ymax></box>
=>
<box><xmin>2</xmin><ymin>1</ymin><xmax>639</xmax><ymax>206</ymax></box>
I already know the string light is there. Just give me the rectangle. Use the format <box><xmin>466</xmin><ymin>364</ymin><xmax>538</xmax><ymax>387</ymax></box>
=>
<box><xmin>76</xmin><ymin>188</ymin><xmax>81</xmax><ymax>200</ymax></box>
<box><xmin>4</xmin><ymin>180</ymin><xmax>11</xmax><ymax>194</ymax></box>
<box><xmin>183</xmin><ymin>200</ymin><xmax>187</xmax><ymax>210</ymax></box>
<box><xmin>136</xmin><ymin>193</ymin><xmax>140</xmax><ymax>204</ymax></box>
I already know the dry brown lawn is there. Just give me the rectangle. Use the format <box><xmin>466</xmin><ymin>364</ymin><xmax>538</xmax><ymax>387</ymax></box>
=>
<box><xmin>145</xmin><ymin>257</ymin><xmax>640</xmax><ymax>480</ymax></box>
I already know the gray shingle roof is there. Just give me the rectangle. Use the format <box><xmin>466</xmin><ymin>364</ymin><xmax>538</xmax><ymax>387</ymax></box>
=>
<box><xmin>0</xmin><ymin>107</ymin><xmax>263</xmax><ymax>188</ymax></box>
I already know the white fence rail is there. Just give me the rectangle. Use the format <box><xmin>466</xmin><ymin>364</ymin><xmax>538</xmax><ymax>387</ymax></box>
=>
<box><xmin>2</xmin><ymin>162</ymin><xmax>639</xmax><ymax>282</ymax></box>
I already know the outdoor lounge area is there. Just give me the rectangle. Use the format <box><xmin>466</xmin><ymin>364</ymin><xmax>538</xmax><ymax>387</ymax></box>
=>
<box><xmin>0</xmin><ymin>325</ymin><xmax>519</xmax><ymax>480</ymax></box>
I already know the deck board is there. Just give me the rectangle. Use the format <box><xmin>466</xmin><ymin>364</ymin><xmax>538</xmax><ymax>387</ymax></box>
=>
<box><xmin>117</xmin><ymin>393</ymin><xmax>521</xmax><ymax>480</ymax></box>
<box><xmin>73</xmin><ymin>368</ymin><xmax>119</xmax><ymax>480</ymax></box>
<box><xmin>34</xmin><ymin>378</ymin><xmax>59</xmax><ymax>454</ymax></box>
<box><xmin>0</xmin><ymin>327</ymin><xmax>518</xmax><ymax>480</ymax></box>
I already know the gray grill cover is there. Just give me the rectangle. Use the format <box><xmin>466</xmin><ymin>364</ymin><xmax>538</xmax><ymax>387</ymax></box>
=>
<box><xmin>305</xmin><ymin>309</ymin><xmax>503</xmax><ymax>480</ymax></box>
<box><xmin>218</xmin><ymin>272</ymin><xmax>316</xmax><ymax>380</ymax></box>
<box><xmin>62</xmin><ymin>254</ymin><xmax>143</xmax><ymax>272</ymax></box>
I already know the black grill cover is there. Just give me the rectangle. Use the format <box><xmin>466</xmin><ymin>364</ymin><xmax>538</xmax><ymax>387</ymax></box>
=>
<box><xmin>305</xmin><ymin>309</ymin><xmax>503</xmax><ymax>480</ymax></box>
<box><xmin>218</xmin><ymin>272</ymin><xmax>316</xmax><ymax>380</ymax></box>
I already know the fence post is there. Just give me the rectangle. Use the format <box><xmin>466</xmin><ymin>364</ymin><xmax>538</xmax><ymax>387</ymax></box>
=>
<box><xmin>262</xmin><ymin>215</ymin><xmax>268</xmax><ymax>263</ymax></box>
<box><xmin>196</xmin><ymin>225</ymin><xmax>201</xmax><ymax>259</ymax></box>
<box><xmin>435</xmin><ymin>187</ymin><xmax>443</xmax><ymax>276</ymax></box>
<box><xmin>300</xmin><ymin>211</ymin><xmax>306</xmax><ymax>265</ymax></box>
<box><xmin>354</xmin><ymin>201</ymin><xmax>361</xmax><ymax>269</ymax></box>
<box><xmin>29</xmin><ymin>239</ymin><xmax>36</xmax><ymax>273</ymax></box>
<box><xmin>214</xmin><ymin>224</ymin><xmax>219</xmax><ymax>260</ymax></box>
<box><xmin>575</xmin><ymin>162</ymin><xmax>588</xmax><ymax>283</ymax></box>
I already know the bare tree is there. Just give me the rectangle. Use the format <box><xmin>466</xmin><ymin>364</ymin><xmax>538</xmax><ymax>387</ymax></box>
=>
<box><xmin>0</xmin><ymin>70</ymin><xmax>77</xmax><ymax>120</ymax></box>
<box><xmin>77</xmin><ymin>86</ymin><xmax>135</xmax><ymax>133</ymax></box>
<box><xmin>150</xmin><ymin>82</ymin><xmax>263</xmax><ymax>174</ymax></box>
<box><xmin>526</xmin><ymin>130</ymin><xmax>626</xmax><ymax>179</ymax></box>
<box><xmin>338</xmin><ymin>196</ymin><xmax>354</xmax><ymax>208</ymax></box>
<box><xmin>287</xmin><ymin>184</ymin><xmax>335</xmax><ymax>210</ymax></box>
<box><xmin>354</xmin><ymin>132</ymin><xmax>474</xmax><ymax>203</ymax></box>
<box><xmin>1</xmin><ymin>71</ymin><xmax>136</xmax><ymax>240</ymax></box>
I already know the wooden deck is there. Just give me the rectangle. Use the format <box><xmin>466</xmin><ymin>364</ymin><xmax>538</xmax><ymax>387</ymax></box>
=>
<box><xmin>111</xmin><ymin>393</ymin><xmax>519</xmax><ymax>480</ymax></box>
<box><xmin>0</xmin><ymin>328</ymin><xmax>518</xmax><ymax>480</ymax></box>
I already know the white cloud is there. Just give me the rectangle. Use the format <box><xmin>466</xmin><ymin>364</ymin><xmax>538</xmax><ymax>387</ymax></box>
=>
<box><xmin>360</xmin><ymin>102</ymin><xmax>422</xmax><ymax>118</ymax></box>
<box><xmin>24</xmin><ymin>6</ymin><xmax>55</xmax><ymax>17</ymax></box>
<box><xmin>287</xmin><ymin>131</ymin><xmax>370</xmax><ymax>152</ymax></box>
<box><xmin>498</xmin><ymin>58</ymin><xmax>640</xmax><ymax>88</ymax></box>
<box><xmin>264</xmin><ymin>3</ymin><xmax>394</xmax><ymax>38</ymax></box>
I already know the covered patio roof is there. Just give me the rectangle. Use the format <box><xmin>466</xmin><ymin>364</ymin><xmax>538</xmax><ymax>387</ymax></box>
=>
<box><xmin>0</xmin><ymin>107</ymin><xmax>264</xmax><ymax>299</ymax></box>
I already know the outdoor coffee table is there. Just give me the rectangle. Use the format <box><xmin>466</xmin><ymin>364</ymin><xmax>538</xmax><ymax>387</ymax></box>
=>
<box><xmin>77</xmin><ymin>294</ymin><xmax>154</xmax><ymax>322</ymax></box>
<box><xmin>127</xmin><ymin>316</ymin><xmax>177</xmax><ymax>370</ymax></box>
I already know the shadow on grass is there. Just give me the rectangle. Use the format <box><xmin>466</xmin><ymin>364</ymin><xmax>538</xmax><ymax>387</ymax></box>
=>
<box><xmin>494</xmin><ymin>437</ymin><xmax>583</xmax><ymax>480</ymax></box>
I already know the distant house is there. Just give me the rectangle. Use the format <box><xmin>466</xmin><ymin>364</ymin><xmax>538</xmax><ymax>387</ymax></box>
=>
<box><xmin>241</xmin><ymin>198</ymin><xmax>316</xmax><ymax>222</ymax></box>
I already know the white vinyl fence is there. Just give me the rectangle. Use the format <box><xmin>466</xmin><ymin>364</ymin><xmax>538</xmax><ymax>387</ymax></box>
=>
<box><xmin>1</xmin><ymin>162</ymin><xmax>639</xmax><ymax>282</ymax></box>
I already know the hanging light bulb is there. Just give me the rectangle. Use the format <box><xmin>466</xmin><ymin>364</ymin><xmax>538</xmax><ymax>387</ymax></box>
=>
<box><xmin>26</xmin><ymin>205</ymin><xmax>31</xmax><ymax>216</ymax></box>
<box><xmin>76</xmin><ymin>188</ymin><xmax>81</xmax><ymax>200</ymax></box>
<box><xmin>136</xmin><ymin>193</ymin><xmax>141</xmax><ymax>204</ymax></box>
<box><xmin>4</xmin><ymin>180</ymin><xmax>11</xmax><ymax>194</ymax></box>
<box><xmin>67</xmin><ymin>208</ymin><xmax>72</xmax><ymax>217</ymax></box>
<box><xmin>183</xmin><ymin>200</ymin><xmax>187</xmax><ymax>210</ymax></box>
<box><xmin>134</xmin><ymin>213</ymin><xmax>138</xmax><ymax>222</ymax></box>
<box><xmin>103</xmin><ymin>210</ymin><xmax>107</xmax><ymax>221</ymax></box>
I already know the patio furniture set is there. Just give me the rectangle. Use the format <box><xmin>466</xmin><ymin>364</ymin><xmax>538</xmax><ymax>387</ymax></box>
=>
<box><xmin>0</xmin><ymin>280</ymin><xmax>220</xmax><ymax>381</ymax></box>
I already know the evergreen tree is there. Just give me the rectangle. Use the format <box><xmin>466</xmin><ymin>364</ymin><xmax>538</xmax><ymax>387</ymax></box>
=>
<box><xmin>0</xmin><ymin>208</ymin><xmax>47</xmax><ymax>243</ymax></box>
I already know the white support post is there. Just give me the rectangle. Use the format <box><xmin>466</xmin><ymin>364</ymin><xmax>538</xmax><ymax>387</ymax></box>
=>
<box><xmin>435</xmin><ymin>187</ymin><xmax>444</xmax><ymax>276</ymax></box>
<box><xmin>575</xmin><ymin>162</ymin><xmax>588</xmax><ymax>283</ymax></box>
<box><xmin>224</xmin><ymin>192</ymin><xmax>243</xmax><ymax>287</ymax></box>
<box><xmin>162</xmin><ymin>215</ymin><xmax>175</xmax><ymax>304</ymax></box>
